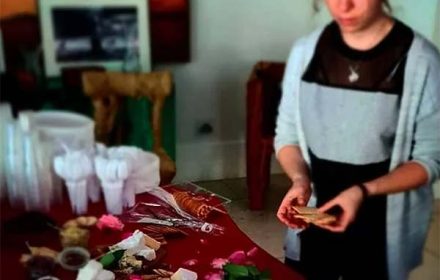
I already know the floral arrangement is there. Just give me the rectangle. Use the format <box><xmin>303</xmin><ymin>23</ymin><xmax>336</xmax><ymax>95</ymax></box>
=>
<box><xmin>204</xmin><ymin>248</ymin><xmax>271</xmax><ymax>280</ymax></box>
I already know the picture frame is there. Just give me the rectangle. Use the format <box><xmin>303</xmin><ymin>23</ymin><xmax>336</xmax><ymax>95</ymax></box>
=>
<box><xmin>39</xmin><ymin>0</ymin><xmax>151</xmax><ymax>77</ymax></box>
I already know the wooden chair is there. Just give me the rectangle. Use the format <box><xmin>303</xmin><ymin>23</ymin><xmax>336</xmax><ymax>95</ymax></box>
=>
<box><xmin>82</xmin><ymin>71</ymin><xmax>176</xmax><ymax>185</ymax></box>
<box><xmin>246</xmin><ymin>61</ymin><xmax>286</xmax><ymax>210</ymax></box>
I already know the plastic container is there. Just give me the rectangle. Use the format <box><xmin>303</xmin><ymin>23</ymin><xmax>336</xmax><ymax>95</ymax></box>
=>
<box><xmin>32</xmin><ymin>111</ymin><xmax>95</xmax><ymax>204</ymax></box>
<box><xmin>33</xmin><ymin>111</ymin><xmax>94</xmax><ymax>153</ymax></box>
<box><xmin>57</xmin><ymin>247</ymin><xmax>90</xmax><ymax>271</ymax></box>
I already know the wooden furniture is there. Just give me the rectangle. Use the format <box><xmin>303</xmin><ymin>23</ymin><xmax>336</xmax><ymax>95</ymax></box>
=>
<box><xmin>82</xmin><ymin>71</ymin><xmax>176</xmax><ymax>185</ymax></box>
<box><xmin>0</xmin><ymin>192</ymin><xmax>305</xmax><ymax>280</ymax></box>
<box><xmin>246</xmin><ymin>61</ymin><xmax>286</xmax><ymax>210</ymax></box>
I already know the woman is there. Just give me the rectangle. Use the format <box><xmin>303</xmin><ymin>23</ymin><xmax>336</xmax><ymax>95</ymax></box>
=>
<box><xmin>274</xmin><ymin>0</ymin><xmax>440</xmax><ymax>279</ymax></box>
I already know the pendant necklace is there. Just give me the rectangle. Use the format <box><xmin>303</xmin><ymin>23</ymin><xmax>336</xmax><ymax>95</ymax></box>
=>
<box><xmin>348</xmin><ymin>64</ymin><xmax>360</xmax><ymax>83</ymax></box>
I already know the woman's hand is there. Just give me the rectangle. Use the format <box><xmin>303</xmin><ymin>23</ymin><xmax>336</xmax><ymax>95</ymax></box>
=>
<box><xmin>317</xmin><ymin>186</ymin><xmax>364</xmax><ymax>232</ymax></box>
<box><xmin>277</xmin><ymin>178</ymin><xmax>312</xmax><ymax>229</ymax></box>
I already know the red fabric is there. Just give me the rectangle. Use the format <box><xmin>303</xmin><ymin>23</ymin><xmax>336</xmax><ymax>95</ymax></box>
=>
<box><xmin>0</xmin><ymin>193</ymin><xmax>303</xmax><ymax>280</ymax></box>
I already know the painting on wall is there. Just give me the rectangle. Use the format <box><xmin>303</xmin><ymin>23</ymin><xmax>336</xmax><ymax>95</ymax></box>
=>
<box><xmin>39</xmin><ymin>0</ymin><xmax>151</xmax><ymax>77</ymax></box>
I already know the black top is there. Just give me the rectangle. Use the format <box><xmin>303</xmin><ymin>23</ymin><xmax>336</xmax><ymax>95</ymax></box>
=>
<box><xmin>302</xmin><ymin>19</ymin><xmax>414</xmax><ymax>94</ymax></box>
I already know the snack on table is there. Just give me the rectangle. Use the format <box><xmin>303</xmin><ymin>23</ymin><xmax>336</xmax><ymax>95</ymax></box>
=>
<box><xmin>144</xmin><ymin>234</ymin><xmax>161</xmax><ymax>251</ymax></box>
<box><xmin>63</xmin><ymin>216</ymin><xmax>97</xmax><ymax>228</ymax></box>
<box><xmin>172</xmin><ymin>191</ymin><xmax>212</xmax><ymax>219</ymax></box>
<box><xmin>119</xmin><ymin>251</ymin><xmax>143</xmax><ymax>274</ymax></box>
<box><xmin>60</xmin><ymin>226</ymin><xmax>90</xmax><ymax>248</ymax></box>
<box><xmin>29</xmin><ymin>246</ymin><xmax>59</xmax><ymax>259</ymax></box>
<box><xmin>142</xmin><ymin>225</ymin><xmax>188</xmax><ymax>238</ymax></box>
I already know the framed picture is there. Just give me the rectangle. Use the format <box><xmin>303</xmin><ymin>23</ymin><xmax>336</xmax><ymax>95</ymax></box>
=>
<box><xmin>39</xmin><ymin>0</ymin><xmax>151</xmax><ymax>77</ymax></box>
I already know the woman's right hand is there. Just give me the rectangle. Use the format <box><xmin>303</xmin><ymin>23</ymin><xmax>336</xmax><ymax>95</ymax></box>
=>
<box><xmin>277</xmin><ymin>178</ymin><xmax>312</xmax><ymax>229</ymax></box>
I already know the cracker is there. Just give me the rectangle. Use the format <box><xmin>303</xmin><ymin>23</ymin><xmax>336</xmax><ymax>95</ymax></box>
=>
<box><xmin>290</xmin><ymin>206</ymin><xmax>320</xmax><ymax>215</ymax></box>
<box><xmin>294</xmin><ymin>212</ymin><xmax>336</xmax><ymax>225</ymax></box>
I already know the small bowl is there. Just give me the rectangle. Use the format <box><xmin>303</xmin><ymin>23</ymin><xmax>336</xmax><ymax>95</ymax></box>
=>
<box><xmin>57</xmin><ymin>247</ymin><xmax>90</xmax><ymax>271</ymax></box>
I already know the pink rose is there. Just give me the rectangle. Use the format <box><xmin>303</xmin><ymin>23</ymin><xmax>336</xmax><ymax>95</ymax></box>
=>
<box><xmin>228</xmin><ymin>250</ymin><xmax>246</xmax><ymax>264</ymax></box>
<box><xmin>211</xmin><ymin>258</ymin><xmax>228</xmax><ymax>269</ymax></box>
<box><xmin>96</xmin><ymin>214</ymin><xmax>124</xmax><ymax>231</ymax></box>
<box><xmin>246</xmin><ymin>247</ymin><xmax>258</xmax><ymax>258</ymax></box>
<box><xmin>204</xmin><ymin>271</ymin><xmax>224</xmax><ymax>280</ymax></box>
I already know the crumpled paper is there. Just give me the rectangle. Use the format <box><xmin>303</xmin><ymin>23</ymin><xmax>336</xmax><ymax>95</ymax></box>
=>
<box><xmin>111</xmin><ymin>230</ymin><xmax>156</xmax><ymax>261</ymax></box>
<box><xmin>76</xmin><ymin>260</ymin><xmax>115</xmax><ymax>280</ymax></box>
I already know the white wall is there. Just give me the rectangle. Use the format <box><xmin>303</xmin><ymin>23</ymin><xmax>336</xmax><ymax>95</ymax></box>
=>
<box><xmin>158</xmin><ymin>0</ymin><xmax>317</xmax><ymax>181</ymax></box>
<box><xmin>160</xmin><ymin>0</ymin><xmax>440</xmax><ymax>183</ymax></box>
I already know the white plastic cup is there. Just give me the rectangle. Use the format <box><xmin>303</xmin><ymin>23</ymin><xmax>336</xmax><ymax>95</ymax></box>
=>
<box><xmin>66</xmin><ymin>180</ymin><xmax>88</xmax><ymax>214</ymax></box>
<box><xmin>102</xmin><ymin>181</ymin><xmax>124</xmax><ymax>214</ymax></box>
<box><xmin>122</xmin><ymin>183</ymin><xmax>136</xmax><ymax>208</ymax></box>
<box><xmin>87</xmin><ymin>177</ymin><xmax>101</xmax><ymax>203</ymax></box>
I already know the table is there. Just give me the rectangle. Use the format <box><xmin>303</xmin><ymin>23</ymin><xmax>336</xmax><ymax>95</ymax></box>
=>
<box><xmin>0</xmin><ymin>193</ymin><xmax>304</xmax><ymax>280</ymax></box>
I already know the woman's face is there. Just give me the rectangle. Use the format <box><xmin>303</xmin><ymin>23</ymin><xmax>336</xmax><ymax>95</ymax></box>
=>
<box><xmin>324</xmin><ymin>0</ymin><xmax>385</xmax><ymax>33</ymax></box>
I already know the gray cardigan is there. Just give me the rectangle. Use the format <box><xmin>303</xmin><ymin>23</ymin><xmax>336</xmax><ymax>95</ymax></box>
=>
<box><xmin>274</xmin><ymin>27</ymin><xmax>440</xmax><ymax>280</ymax></box>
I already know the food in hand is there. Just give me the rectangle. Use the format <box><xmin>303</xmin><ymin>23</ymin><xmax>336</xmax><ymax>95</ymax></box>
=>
<box><xmin>290</xmin><ymin>206</ymin><xmax>337</xmax><ymax>225</ymax></box>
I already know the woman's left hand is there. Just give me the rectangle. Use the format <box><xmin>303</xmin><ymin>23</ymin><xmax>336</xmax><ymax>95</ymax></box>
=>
<box><xmin>316</xmin><ymin>186</ymin><xmax>364</xmax><ymax>232</ymax></box>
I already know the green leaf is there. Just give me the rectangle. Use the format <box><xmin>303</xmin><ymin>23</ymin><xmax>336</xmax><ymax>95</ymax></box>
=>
<box><xmin>99</xmin><ymin>253</ymin><xmax>114</xmax><ymax>267</ymax></box>
<box><xmin>99</xmin><ymin>250</ymin><xmax>125</xmax><ymax>268</ymax></box>
<box><xmin>224</xmin><ymin>264</ymin><xmax>250</xmax><ymax>277</ymax></box>
<box><xmin>247</xmin><ymin>266</ymin><xmax>260</xmax><ymax>277</ymax></box>
<box><xmin>259</xmin><ymin>270</ymin><xmax>271</xmax><ymax>280</ymax></box>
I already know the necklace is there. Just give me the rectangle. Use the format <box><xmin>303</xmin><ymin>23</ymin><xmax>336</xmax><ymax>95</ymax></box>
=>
<box><xmin>343</xmin><ymin>17</ymin><xmax>394</xmax><ymax>84</ymax></box>
<box><xmin>348</xmin><ymin>64</ymin><xmax>360</xmax><ymax>83</ymax></box>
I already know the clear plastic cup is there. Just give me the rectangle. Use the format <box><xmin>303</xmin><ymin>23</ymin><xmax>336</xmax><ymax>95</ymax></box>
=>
<box><xmin>102</xmin><ymin>181</ymin><xmax>124</xmax><ymax>214</ymax></box>
<box><xmin>57</xmin><ymin>247</ymin><xmax>90</xmax><ymax>271</ymax></box>
<box><xmin>123</xmin><ymin>183</ymin><xmax>136</xmax><ymax>208</ymax></box>
<box><xmin>87</xmin><ymin>177</ymin><xmax>101</xmax><ymax>203</ymax></box>
<box><xmin>66</xmin><ymin>180</ymin><xmax>88</xmax><ymax>214</ymax></box>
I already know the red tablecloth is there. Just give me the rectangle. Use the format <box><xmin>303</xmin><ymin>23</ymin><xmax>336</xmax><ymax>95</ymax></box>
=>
<box><xmin>1</xmin><ymin>194</ymin><xmax>303</xmax><ymax>280</ymax></box>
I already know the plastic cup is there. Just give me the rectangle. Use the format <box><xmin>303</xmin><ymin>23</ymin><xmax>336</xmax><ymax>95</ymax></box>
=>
<box><xmin>57</xmin><ymin>247</ymin><xmax>90</xmax><ymax>271</ymax></box>
<box><xmin>87</xmin><ymin>177</ymin><xmax>101</xmax><ymax>203</ymax></box>
<box><xmin>102</xmin><ymin>181</ymin><xmax>124</xmax><ymax>214</ymax></box>
<box><xmin>66</xmin><ymin>180</ymin><xmax>88</xmax><ymax>214</ymax></box>
<box><xmin>123</xmin><ymin>183</ymin><xmax>136</xmax><ymax>208</ymax></box>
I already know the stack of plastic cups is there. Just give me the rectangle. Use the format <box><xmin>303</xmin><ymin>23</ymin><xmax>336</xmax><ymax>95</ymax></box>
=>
<box><xmin>33</xmin><ymin>111</ymin><xmax>95</xmax><ymax>207</ymax></box>
<box><xmin>95</xmin><ymin>156</ymin><xmax>129</xmax><ymax>215</ymax></box>
<box><xmin>103</xmin><ymin>180</ymin><xmax>124</xmax><ymax>215</ymax></box>
<box><xmin>19</xmin><ymin>111</ymin><xmax>47</xmax><ymax>211</ymax></box>
<box><xmin>0</xmin><ymin>103</ymin><xmax>13</xmax><ymax>199</ymax></box>
<box><xmin>107</xmin><ymin>148</ymin><xmax>135</xmax><ymax>208</ymax></box>
<box><xmin>5</xmin><ymin>120</ymin><xmax>26</xmax><ymax>207</ymax></box>
<box><xmin>66</xmin><ymin>179</ymin><xmax>88</xmax><ymax>215</ymax></box>
<box><xmin>54</xmin><ymin>150</ymin><xmax>93</xmax><ymax>215</ymax></box>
